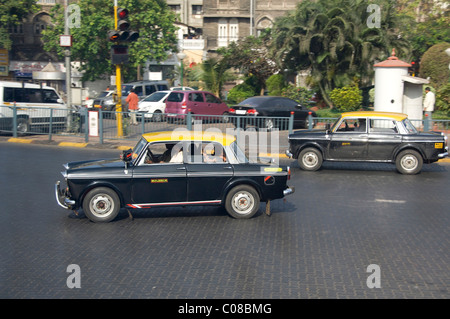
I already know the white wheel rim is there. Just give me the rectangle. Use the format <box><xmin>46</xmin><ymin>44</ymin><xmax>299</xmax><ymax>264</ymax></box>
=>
<box><xmin>90</xmin><ymin>194</ymin><xmax>115</xmax><ymax>217</ymax></box>
<box><xmin>302</xmin><ymin>152</ymin><xmax>318</xmax><ymax>168</ymax></box>
<box><xmin>231</xmin><ymin>191</ymin><xmax>254</xmax><ymax>215</ymax></box>
<box><xmin>401</xmin><ymin>155</ymin><xmax>418</xmax><ymax>171</ymax></box>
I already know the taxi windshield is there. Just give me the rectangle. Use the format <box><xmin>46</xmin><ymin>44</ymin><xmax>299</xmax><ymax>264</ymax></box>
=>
<box><xmin>131</xmin><ymin>138</ymin><xmax>148</xmax><ymax>163</ymax></box>
<box><xmin>402</xmin><ymin>118</ymin><xmax>418</xmax><ymax>134</ymax></box>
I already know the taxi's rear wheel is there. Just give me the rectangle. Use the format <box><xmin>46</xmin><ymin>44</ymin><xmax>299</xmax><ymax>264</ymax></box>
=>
<box><xmin>396</xmin><ymin>150</ymin><xmax>423</xmax><ymax>175</ymax></box>
<box><xmin>225</xmin><ymin>185</ymin><xmax>260</xmax><ymax>219</ymax></box>
<box><xmin>82</xmin><ymin>187</ymin><xmax>120</xmax><ymax>222</ymax></box>
<box><xmin>298</xmin><ymin>147</ymin><xmax>323</xmax><ymax>171</ymax></box>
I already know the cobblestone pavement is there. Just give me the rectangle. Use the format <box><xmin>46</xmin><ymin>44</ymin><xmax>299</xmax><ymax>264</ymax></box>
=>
<box><xmin>0</xmin><ymin>142</ymin><xmax>448</xmax><ymax>301</ymax></box>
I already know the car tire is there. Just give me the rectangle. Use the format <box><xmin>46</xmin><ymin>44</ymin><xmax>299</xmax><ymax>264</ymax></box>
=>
<box><xmin>224</xmin><ymin>185</ymin><xmax>260</xmax><ymax>219</ymax></box>
<box><xmin>222</xmin><ymin>111</ymin><xmax>229</xmax><ymax>123</ymax></box>
<box><xmin>17</xmin><ymin>118</ymin><xmax>30</xmax><ymax>136</ymax></box>
<box><xmin>262</xmin><ymin>118</ymin><xmax>275</xmax><ymax>131</ymax></box>
<box><xmin>152</xmin><ymin>110</ymin><xmax>163</xmax><ymax>122</ymax></box>
<box><xmin>298</xmin><ymin>147</ymin><xmax>323</xmax><ymax>171</ymax></box>
<box><xmin>82</xmin><ymin>187</ymin><xmax>121</xmax><ymax>222</ymax></box>
<box><xmin>395</xmin><ymin>149</ymin><xmax>423</xmax><ymax>175</ymax></box>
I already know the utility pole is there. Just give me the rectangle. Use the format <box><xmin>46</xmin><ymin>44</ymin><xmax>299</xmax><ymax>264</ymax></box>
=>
<box><xmin>64</xmin><ymin>0</ymin><xmax>72</xmax><ymax>126</ymax></box>
<box><xmin>114</xmin><ymin>0</ymin><xmax>124</xmax><ymax>137</ymax></box>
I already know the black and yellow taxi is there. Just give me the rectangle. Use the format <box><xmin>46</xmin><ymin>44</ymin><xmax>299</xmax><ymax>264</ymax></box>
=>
<box><xmin>286</xmin><ymin>111</ymin><xmax>448</xmax><ymax>174</ymax></box>
<box><xmin>56</xmin><ymin>130</ymin><xmax>294</xmax><ymax>222</ymax></box>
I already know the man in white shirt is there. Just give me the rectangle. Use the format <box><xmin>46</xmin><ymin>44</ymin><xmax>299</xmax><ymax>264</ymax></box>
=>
<box><xmin>423</xmin><ymin>87</ymin><xmax>435</xmax><ymax>123</ymax></box>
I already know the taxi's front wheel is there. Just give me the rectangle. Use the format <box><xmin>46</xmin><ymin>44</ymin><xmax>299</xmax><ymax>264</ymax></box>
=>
<box><xmin>83</xmin><ymin>187</ymin><xmax>120</xmax><ymax>222</ymax></box>
<box><xmin>225</xmin><ymin>185</ymin><xmax>260</xmax><ymax>219</ymax></box>
<box><xmin>395</xmin><ymin>149</ymin><xmax>423</xmax><ymax>175</ymax></box>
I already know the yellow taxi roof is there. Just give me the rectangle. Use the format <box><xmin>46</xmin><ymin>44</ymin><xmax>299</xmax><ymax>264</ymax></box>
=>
<box><xmin>142</xmin><ymin>130</ymin><xmax>236</xmax><ymax>146</ymax></box>
<box><xmin>341</xmin><ymin>111</ymin><xmax>408</xmax><ymax>121</ymax></box>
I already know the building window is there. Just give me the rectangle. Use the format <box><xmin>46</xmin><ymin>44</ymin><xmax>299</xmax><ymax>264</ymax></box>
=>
<box><xmin>229</xmin><ymin>18</ymin><xmax>238</xmax><ymax>43</ymax></box>
<box><xmin>218</xmin><ymin>18</ymin><xmax>239</xmax><ymax>47</ymax></box>
<box><xmin>37</xmin><ymin>0</ymin><xmax>56</xmax><ymax>4</ymax></box>
<box><xmin>218</xmin><ymin>18</ymin><xmax>228</xmax><ymax>47</ymax></box>
<box><xmin>192</xmin><ymin>5</ymin><xmax>203</xmax><ymax>15</ymax></box>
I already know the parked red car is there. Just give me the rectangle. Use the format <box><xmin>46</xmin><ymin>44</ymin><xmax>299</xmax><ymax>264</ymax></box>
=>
<box><xmin>165</xmin><ymin>90</ymin><xmax>229</xmax><ymax>121</ymax></box>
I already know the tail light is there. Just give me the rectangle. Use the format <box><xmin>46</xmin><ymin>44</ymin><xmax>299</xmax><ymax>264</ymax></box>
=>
<box><xmin>181</xmin><ymin>101</ymin><xmax>187</xmax><ymax>109</ymax></box>
<box><xmin>287</xmin><ymin>166</ymin><xmax>291</xmax><ymax>180</ymax></box>
<box><xmin>247</xmin><ymin>109</ymin><xmax>258</xmax><ymax>115</ymax></box>
<box><xmin>229</xmin><ymin>108</ymin><xmax>235</xmax><ymax>113</ymax></box>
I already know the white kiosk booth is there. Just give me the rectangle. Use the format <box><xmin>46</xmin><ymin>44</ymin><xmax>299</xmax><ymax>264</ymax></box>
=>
<box><xmin>373</xmin><ymin>49</ymin><xmax>429</xmax><ymax>121</ymax></box>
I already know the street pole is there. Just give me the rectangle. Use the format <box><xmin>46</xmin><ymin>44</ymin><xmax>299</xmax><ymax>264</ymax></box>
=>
<box><xmin>114</xmin><ymin>0</ymin><xmax>124</xmax><ymax>137</ymax></box>
<box><xmin>64</xmin><ymin>0</ymin><xmax>72</xmax><ymax>128</ymax></box>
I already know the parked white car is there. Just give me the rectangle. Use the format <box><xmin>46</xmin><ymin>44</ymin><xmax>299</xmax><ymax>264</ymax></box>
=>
<box><xmin>137</xmin><ymin>90</ymin><xmax>170</xmax><ymax>122</ymax></box>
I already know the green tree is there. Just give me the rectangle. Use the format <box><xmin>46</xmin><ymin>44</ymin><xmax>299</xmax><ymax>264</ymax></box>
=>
<box><xmin>271</xmin><ymin>0</ymin><xmax>410</xmax><ymax>107</ymax></box>
<box><xmin>189</xmin><ymin>56</ymin><xmax>234</xmax><ymax>98</ymax></box>
<box><xmin>419</xmin><ymin>42</ymin><xmax>450</xmax><ymax>90</ymax></box>
<box><xmin>219</xmin><ymin>31</ymin><xmax>279</xmax><ymax>95</ymax></box>
<box><xmin>266</xmin><ymin>74</ymin><xmax>287</xmax><ymax>96</ymax></box>
<box><xmin>42</xmin><ymin>0</ymin><xmax>177</xmax><ymax>81</ymax></box>
<box><xmin>329</xmin><ymin>84</ymin><xmax>363</xmax><ymax>112</ymax></box>
<box><xmin>0</xmin><ymin>0</ymin><xmax>38</xmax><ymax>49</ymax></box>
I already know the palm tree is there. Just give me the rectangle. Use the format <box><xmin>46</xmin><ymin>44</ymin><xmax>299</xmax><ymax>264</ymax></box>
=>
<box><xmin>271</xmin><ymin>0</ymin><xmax>411</xmax><ymax>107</ymax></box>
<box><xmin>190</xmin><ymin>56</ymin><xmax>234</xmax><ymax>98</ymax></box>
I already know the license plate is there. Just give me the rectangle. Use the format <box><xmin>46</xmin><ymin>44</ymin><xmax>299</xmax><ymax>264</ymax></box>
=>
<box><xmin>236</xmin><ymin>109</ymin><xmax>247</xmax><ymax>115</ymax></box>
<box><xmin>435</xmin><ymin>143</ymin><xmax>443</xmax><ymax>149</ymax></box>
<box><xmin>94</xmin><ymin>104</ymin><xmax>101</xmax><ymax>108</ymax></box>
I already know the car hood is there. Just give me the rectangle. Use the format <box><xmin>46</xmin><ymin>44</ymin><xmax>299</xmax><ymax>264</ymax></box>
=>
<box><xmin>65</xmin><ymin>158</ymin><xmax>125</xmax><ymax>171</ymax></box>
<box><xmin>289</xmin><ymin>129</ymin><xmax>328</xmax><ymax>138</ymax></box>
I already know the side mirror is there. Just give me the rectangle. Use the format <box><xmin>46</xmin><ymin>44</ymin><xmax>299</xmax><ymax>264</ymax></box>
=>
<box><xmin>121</xmin><ymin>148</ymin><xmax>133</xmax><ymax>163</ymax></box>
<box><xmin>57</xmin><ymin>98</ymin><xmax>64</xmax><ymax>104</ymax></box>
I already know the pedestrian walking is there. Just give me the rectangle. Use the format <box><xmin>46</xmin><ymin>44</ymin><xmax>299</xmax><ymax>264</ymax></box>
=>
<box><xmin>423</xmin><ymin>87</ymin><xmax>435</xmax><ymax>123</ymax></box>
<box><xmin>126</xmin><ymin>89</ymin><xmax>139</xmax><ymax>125</ymax></box>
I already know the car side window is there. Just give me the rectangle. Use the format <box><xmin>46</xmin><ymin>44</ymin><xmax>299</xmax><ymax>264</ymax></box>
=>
<box><xmin>369</xmin><ymin>119</ymin><xmax>398</xmax><ymax>134</ymax></box>
<box><xmin>187</xmin><ymin>142</ymin><xmax>227</xmax><ymax>163</ymax></box>
<box><xmin>336</xmin><ymin>118</ymin><xmax>366</xmax><ymax>132</ymax></box>
<box><xmin>145</xmin><ymin>85</ymin><xmax>156</xmax><ymax>95</ymax></box>
<box><xmin>205</xmin><ymin>93</ymin><xmax>220</xmax><ymax>104</ymax></box>
<box><xmin>189</xmin><ymin>93</ymin><xmax>204</xmax><ymax>102</ymax></box>
<box><xmin>167</xmin><ymin>92</ymin><xmax>183</xmax><ymax>102</ymax></box>
<box><xmin>140</xmin><ymin>142</ymin><xmax>184</xmax><ymax>165</ymax></box>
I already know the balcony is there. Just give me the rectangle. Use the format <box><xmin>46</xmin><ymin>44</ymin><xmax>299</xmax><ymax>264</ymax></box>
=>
<box><xmin>179</xmin><ymin>38</ymin><xmax>205</xmax><ymax>50</ymax></box>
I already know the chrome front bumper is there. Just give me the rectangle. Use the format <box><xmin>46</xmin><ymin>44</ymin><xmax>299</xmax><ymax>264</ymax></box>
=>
<box><xmin>283</xmin><ymin>186</ymin><xmax>295</xmax><ymax>196</ymax></box>
<box><xmin>55</xmin><ymin>181</ymin><xmax>75</xmax><ymax>209</ymax></box>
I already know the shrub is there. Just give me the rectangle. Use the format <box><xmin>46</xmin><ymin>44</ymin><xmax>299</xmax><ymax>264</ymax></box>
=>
<box><xmin>436</xmin><ymin>83</ymin><xmax>450</xmax><ymax>114</ymax></box>
<box><xmin>420</xmin><ymin>42</ymin><xmax>450</xmax><ymax>90</ymax></box>
<box><xmin>266</xmin><ymin>74</ymin><xmax>287</xmax><ymax>96</ymax></box>
<box><xmin>329</xmin><ymin>84</ymin><xmax>363</xmax><ymax>112</ymax></box>
<box><xmin>281</xmin><ymin>85</ymin><xmax>314</xmax><ymax>106</ymax></box>
<box><xmin>226</xmin><ymin>83</ymin><xmax>256</xmax><ymax>104</ymax></box>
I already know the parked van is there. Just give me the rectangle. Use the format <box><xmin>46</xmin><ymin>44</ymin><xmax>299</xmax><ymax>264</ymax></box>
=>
<box><xmin>122</xmin><ymin>80</ymin><xmax>169</xmax><ymax>98</ymax></box>
<box><xmin>165</xmin><ymin>90</ymin><xmax>229</xmax><ymax>121</ymax></box>
<box><xmin>0</xmin><ymin>81</ymin><xmax>67</xmax><ymax>134</ymax></box>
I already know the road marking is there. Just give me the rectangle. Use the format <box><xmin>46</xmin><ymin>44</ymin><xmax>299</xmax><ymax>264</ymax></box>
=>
<box><xmin>375</xmin><ymin>199</ymin><xmax>406</xmax><ymax>204</ymax></box>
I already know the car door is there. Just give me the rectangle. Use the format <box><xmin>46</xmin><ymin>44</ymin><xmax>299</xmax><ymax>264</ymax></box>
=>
<box><xmin>367</xmin><ymin>118</ymin><xmax>402</xmax><ymax>160</ymax></box>
<box><xmin>185</xmin><ymin>142</ymin><xmax>234</xmax><ymax>202</ymax></box>
<box><xmin>205</xmin><ymin>92</ymin><xmax>225</xmax><ymax>115</ymax></box>
<box><xmin>130</xmin><ymin>142</ymin><xmax>187</xmax><ymax>206</ymax></box>
<box><xmin>188</xmin><ymin>92</ymin><xmax>207</xmax><ymax>114</ymax></box>
<box><xmin>328</xmin><ymin>117</ymin><xmax>368</xmax><ymax>160</ymax></box>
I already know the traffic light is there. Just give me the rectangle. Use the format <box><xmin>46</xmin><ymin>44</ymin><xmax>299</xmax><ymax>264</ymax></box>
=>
<box><xmin>111</xmin><ymin>45</ymin><xmax>129</xmax><ymax>64</ymax></box>
<box><xmin>115</xmin><ymin>7</ymin><xmax>139</xmax><ymax>42</ymax></box>
<box><xmin>409</xmin><ymin>61</ymin><xmax>420</xmax><ymax>77</ymax></box>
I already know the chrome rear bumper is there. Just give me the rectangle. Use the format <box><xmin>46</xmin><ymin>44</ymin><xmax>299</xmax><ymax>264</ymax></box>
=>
<box><xmin>283</xmin><ymin>186</ymin><xmax>295</xmax><ymax>196</ymax></box>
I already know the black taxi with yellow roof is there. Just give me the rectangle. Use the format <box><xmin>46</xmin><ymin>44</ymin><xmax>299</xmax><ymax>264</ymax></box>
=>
<box><xmin>286</xmin><ymin>111</ymin><xmax>448</xmax><ymax>174</ymax></box>
<box><xmin>56</xmin><ymin>130</ymin><xmax>294</xmax><ymax>222</ymax></box>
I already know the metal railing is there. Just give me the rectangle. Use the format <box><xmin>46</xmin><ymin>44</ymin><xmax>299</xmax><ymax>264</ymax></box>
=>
<box><xmin>1</xmin><ymin>105</ymin><xmax>448</xmax><ymax>144</ymax></box>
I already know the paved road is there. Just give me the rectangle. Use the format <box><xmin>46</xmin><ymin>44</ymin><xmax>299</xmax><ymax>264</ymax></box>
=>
<box><xmin>0</xmin><ymin>142</ymin><xmax>448</xmax><ymax>301</ymax></box>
